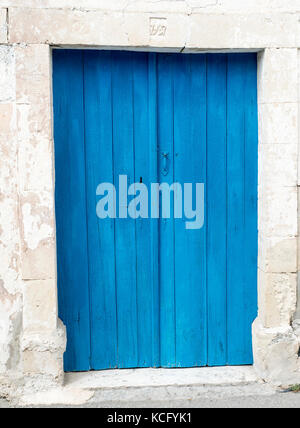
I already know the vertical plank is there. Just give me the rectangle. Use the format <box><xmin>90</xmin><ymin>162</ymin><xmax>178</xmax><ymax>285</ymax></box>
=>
<box><xmin>206</xmin><ymin>54</ymin><xmax>228</xmax><ymax>366</ymax></box>
<box><xmin>53</xmin><ymin>50</ymin><xmax>91</xmax><ymax>371</ymax></box>
<box><xmin>227</xmin><ymin>54</ymin><xmax>249</xmax><ymax>365</ymax></box>
<box><xmin>173</xmin><ymin>54</ymin><xmax>207</xmax><ymax>367</ymax></box>
<box><xmin>243</xmin><ymin>53</ymin><xmax>258</xmax><ymax>363</ymax></box>
<box><xmin>83</xmin><ymin>50</ymin><xmax>118</xmax><ymax>370</ymax></box>
<box><xmin>148</xmin><ymin>53</ymin><xmax>160</xmax><ymax>367</ymax></box>
<box><xmin>112</xmin><ymin>51</ymin><xmax>138</xmax><ymax>368</ymax></box>
<box><xmin>132</xmin><ymin>52</ymin><xmax>154</xmax><ymax>367</ymax></box>
<box><xmin>157</xmin><ymin>53</ymin><xmax>176</xmax><ymax>367</ymax></box>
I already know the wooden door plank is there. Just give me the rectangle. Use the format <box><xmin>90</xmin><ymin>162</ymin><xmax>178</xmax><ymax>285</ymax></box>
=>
<box><xmin>206</xmin><ymin>54</ymin><xmax>228</xmax><ymax>366</ymax></box>
<box><xmin>227</xmin><ymin>54</ymin><xmax>251</xmax><ymax>365</ymax></box>
<box><xmin>112</xmin><ymin>51</ymin><xmax>138</xmax><ymax>368</ymax></box>
<box><xmin>243</xmin><ymin>53</ymin><xmax>258</xmax><ymax>363</ymax></box>
<box><xmin>132</xmin><ymin>52</ymin><xmax>154</xmax><ymax>367</ymax></box>
<box><xmin>83</xmin><ymin>50</ymin><xmax>118</xmax><ymax>370</ymax></box>
<box><xmin>148</xmin><ymin>53</ymin><xmax>160</xmax><ymax>367</ymax></box>
<box><xmin>173</xmin><ymin>54</ymin><xmax>207</xmax><ymax>367</ymax></box>
<box><xmin>157</xmin><ymin>54</ymin><xmax>176</xmax><ymax>367</ymax></box>
<box><xmin>53</xmin><ymin>50</ymin><xmax>91</xmax><ymax>372</ymax></box>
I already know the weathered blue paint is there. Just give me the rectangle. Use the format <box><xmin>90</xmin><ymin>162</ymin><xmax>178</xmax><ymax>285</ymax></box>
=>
<box><xmin>53</xmin><ymin>50</ymin><xmax>258</xmax><ymax>372</ymax></box>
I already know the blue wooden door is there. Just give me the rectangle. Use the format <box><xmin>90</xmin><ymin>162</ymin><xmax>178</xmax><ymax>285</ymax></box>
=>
<box><xmin>53</xmin><ymin>50</ymin><xmax>258</xmax><ymax>372</ymax></box>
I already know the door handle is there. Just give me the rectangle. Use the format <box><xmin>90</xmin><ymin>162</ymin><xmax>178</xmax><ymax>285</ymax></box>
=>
<box><xmin>162</xmin><ymin>152</ymin><xmax>169</xmax><ymax>176</ymax></box>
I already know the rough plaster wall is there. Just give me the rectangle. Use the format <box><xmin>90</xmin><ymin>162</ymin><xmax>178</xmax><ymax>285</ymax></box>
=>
<box><xmin>0</xmin><ymin>22</ymin><xmax>62</xmax><ymax>394</ymax></box>
<box><xmin>0</xmin><ymin>44</ymin><xmax>22</xmax><ymax>378</ymax></box>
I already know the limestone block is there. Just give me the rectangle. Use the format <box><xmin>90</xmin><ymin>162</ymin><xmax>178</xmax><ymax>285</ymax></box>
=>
<box><xmin>20</xmin><ymin>191</ymin><xmax>56</xmax><ymax>280</ymax></box>
<box><xmin>258</xmin><ymin>235</ymin><xmax>297</xmax><ymax>273</ymax></box>
<box><xmin>258</xmin><ymin>185</ymin><xmax>297</xmax><ymax>238</ymax></box>
<box><xmin>258</xmin><ymin>143</ymin><xmax>297</xmax><ymax>187</ymax></box>
<box><xmin>187</xmin><ymin>13</ymin><xmax>297</xmax><ymax>50</ymax></box>
<box><xmin>258</xmin><ymin>103</ymin><xmax>298</xmax><ymax>146</ymax></box>
<box><xmin>9</xmin><ymin>8</ymin><xmax>188</xmax><ymax>49</ymax></box>
<box><xmin>9</xmin><ymin>8</ymin><xmax>139</xmax><ymax>46</ymax></box>
<box><xmin>15</xmin><ymin>46</ymin><xmax>54</xmax><ymax>194</ymax></box>
<box><xmin>258</xmin><ymin>49</ymin><xmax>298</xmax><ymax>103</ymax></box>
<box><xmin>0</xmin><ymin>104</ymin><xmax>17</xmax><ymax>195</ymax></box>
<box><xmin>0</xmin><ymin>101</ymin><xmax>21</xmax><ymax>380</ymax></box>
<box><xmin>0</xmin><ymin>95</ymin><xmax>22</xmax><ymax>377</ymax></box>
<box><xmin>16</xmin><ymin>99</ymin><xmax>52</xmax><ymax>142</ymax></box>
<box><xmin>258</xmin><ymin>270</ymin><xmax>297</xmax><ymax>328</ymax></box>
<box><xmin>0</xmin><ymin>46</ymin><xmax>15</xmax><ymax>103</ymax></box>
<box><xmin>22</xmin><ymin>321</ymin><xmax>66</xmax><ymax>380</ymax></box>
<box><xmin>20</xmin><ymin>191</ymin><xmax>55</xmax><ymax>249</ymax></box>
<box><xmin>0</xmin><ymin>49</ymin><xmax>17</xmax><ymax>200</ymax></box>
<box><xmin>216</xmin><ymin>0</ymin><xmax>300</xmax><ymax>12</ymax></box>
<box><xmin>15</xmin><ymin>44</ymin><xmax>51</xmax><ymax>104</ymax></box>
<box><xmin>0</xmin><ymin>9</ymin><xmax>6</xmax><ymax>43</ymax></box>
<box><xmin>0</xmin><ymin>103</ymin><xmax>14</xmax><ymax>137</ymax></box>
<box><xmin>18</xmin><ymin>131</ymin><xmax>54</xmax><ymax>193</ymax></box>
<box><xmin>21</xmin><ymin>320</ymin><xmax>66</xmax><ymax>353</ymax></box>
<box><xmin>0</xmin><ymin>294</ymin><xmax>22</xmax><ymax>374</ymax></box>
<box><xmin>0</xmin><ymin>192</ymin><xmax>22</xmax><ymax>375</ymax></box>
<box><xmin>0</xmin><ymin>195</ymin><xmax>20</xmax><ymax>289</ymax></box>
<box><xmin>21</xmin><ymin>243</ymin><xmax>56</xmax><ymax>282</ymax></box>
<box><xmin>15</xmin><ymin>45</ymin><xmax>54</xmax><ymax>203</ymax></box>
<box><xmin>23</xmin><ymin>279</ymin><xmax>57</xmax><ymax>333</ymax></box>
<box><xmin>252</xmin><ymin>319</ymin><xmax>300</xmax><ymax>387</ymax></box>
<box><xmin>9</xmin><ymin>7</ymin><xmax>300</xmax><ymax>49</ymax></box>
<box><xmin>15</xmin><ymin>45</ymin><xmax>52</xmax><ymax>138</ymax></box>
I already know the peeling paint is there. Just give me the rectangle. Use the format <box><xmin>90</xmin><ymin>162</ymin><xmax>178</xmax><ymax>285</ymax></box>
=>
<box><xmin>0</xmin><ymin>46</ymin><xmax>14</xmax><ymax>102</ymax></box>
<box><xmin>0</xmin><ymin>280</ymin><xmax>14</xmax><ymax>304</ymax></box>
<box><xmin>21</xmin><ymin>202</ymin><xmax>53</xmax><ymax>251</ymax></box>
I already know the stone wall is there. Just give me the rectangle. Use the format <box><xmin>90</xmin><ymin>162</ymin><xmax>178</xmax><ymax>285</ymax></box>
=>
<box><xmin>0</xmin><ymin>0</ymin><xmax>300</xmax><ymax>397</ymax></box>
<box><xmin>0</xmin><ymin>42</ymin><xmax>22</xmax><ymax>395</ymax></box>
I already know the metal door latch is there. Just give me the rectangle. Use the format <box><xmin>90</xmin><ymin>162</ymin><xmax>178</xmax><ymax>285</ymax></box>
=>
<box><xmin>162</xmin><ymin>152</ymin><xmax>169</xmax><ymax>176</ymax></box>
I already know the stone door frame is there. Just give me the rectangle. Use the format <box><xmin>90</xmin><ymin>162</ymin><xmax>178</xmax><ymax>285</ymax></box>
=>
<box><xmin>11</xmin><ymin>7</ymin><xmax>300</xmax><ymax>387</ymax></box>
